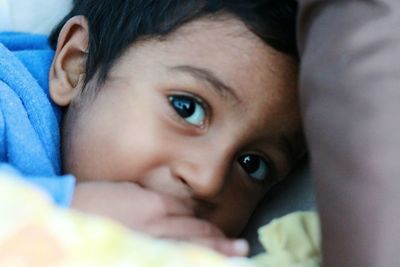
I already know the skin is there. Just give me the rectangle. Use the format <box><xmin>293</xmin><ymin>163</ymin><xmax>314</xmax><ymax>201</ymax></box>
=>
<box><xmin>49</xmin><ymin>15</ymin><xmax>304</xmax><ymax>256</ymax></box>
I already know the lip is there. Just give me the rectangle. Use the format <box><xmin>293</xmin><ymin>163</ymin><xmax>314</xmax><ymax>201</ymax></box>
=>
<box><xmin>192</xmin><ymin>197</ymin><xmax>218</xmax><ymax>217</ymax></box>
<box><xmin>193</xmin><ymin>197</ymin><xmax>218</xmax><ymax>210</ymax></box>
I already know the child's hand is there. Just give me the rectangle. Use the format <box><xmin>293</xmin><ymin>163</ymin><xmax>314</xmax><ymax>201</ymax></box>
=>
<box><xmin>71</xmin><ymin>181</ymin><xmax>248</xmax><ymax>257</ymax></box>
<box><xmin>145</xmin><ymin>216</ymin><xmax>249</xmax><ymax>257</ymax></box>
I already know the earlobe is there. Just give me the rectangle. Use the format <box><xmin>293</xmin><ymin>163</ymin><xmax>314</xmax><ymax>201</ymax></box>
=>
<box><xmin>49</xmin><ymin>16</ymin><xmax>89</xmax><ymax>107</ymax></box>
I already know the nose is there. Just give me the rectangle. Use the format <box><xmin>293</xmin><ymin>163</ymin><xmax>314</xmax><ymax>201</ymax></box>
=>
<box><xmin>170</xmin><ymin>145</ymin><xmax>232</xmax><ymax>200</ymax></box>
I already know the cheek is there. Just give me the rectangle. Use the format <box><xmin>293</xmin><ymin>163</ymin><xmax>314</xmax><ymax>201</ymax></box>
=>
<box><xmin>208</xmin><ymin>183</ymin><xmax>266</xmax><ymax>237</ymax></box>
<box><xmin>62</xmin><ymin>97</ymin><xmax>169</xmax><ymax>182</ymax></box>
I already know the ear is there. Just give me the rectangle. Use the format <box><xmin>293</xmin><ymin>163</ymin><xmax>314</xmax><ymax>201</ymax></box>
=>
<box><xmin>49</xmin><ymin>16</ymin><xmax>88</xmax><ymax>107</ymax></box>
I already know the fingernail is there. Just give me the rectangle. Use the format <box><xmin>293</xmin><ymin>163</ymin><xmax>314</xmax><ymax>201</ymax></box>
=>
<box><xmin>233</xmin><ymin>239</ymin><xmax>249</xmax><ymax>256</ymax></box>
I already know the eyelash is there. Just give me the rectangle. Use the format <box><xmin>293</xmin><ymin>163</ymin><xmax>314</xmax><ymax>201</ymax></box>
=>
<box><xmin>238</xmin><ymin>152</ymin><xmax>277</xmax><ymax>186</ymax></box>
<box><xmin>167</xmin><ymin>93</ymin><xmax>278</xmax><ymax>185</ymax></box>
<box><xmin>167</xmin><ymin>92</ymin><xmax>211</xmax><ymax>129</ymax></box>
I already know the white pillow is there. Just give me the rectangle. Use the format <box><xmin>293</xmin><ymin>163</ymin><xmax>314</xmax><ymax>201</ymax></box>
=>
<box><xmin>0</xmin><ymin>0</ymin><xmax>72</xmax><ymax>35</ymax></box>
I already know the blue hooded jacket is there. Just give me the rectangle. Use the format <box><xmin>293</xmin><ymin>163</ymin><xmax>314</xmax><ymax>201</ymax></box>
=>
<box><xmin>0</xmin><ymin>32</ymin><xmax>75</xmax><ymax>206</ymax></box>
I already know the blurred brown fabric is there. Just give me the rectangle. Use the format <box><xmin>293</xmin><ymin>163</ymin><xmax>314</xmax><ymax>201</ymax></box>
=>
<box><xmin>297</xmin><ymin>0</ymin><xmax>400</xmax><ymax>266</ymax></box>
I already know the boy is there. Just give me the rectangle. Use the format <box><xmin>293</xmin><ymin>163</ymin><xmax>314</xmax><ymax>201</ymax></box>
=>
<box><xmin>0</xmin><ymin>0</ymin><xmax>304</xmax><ymax>256</ymax></box>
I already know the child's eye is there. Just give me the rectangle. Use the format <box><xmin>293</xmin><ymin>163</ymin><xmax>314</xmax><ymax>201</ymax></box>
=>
<box><xmin>238</xmin><ymin>154</ymin><xmax>270</xmax><ymax>182</ymax></box>
<box><xmin>168</xmin><ymin>95</ymin><xmax>206</xmax><ymax>127</ymax></box>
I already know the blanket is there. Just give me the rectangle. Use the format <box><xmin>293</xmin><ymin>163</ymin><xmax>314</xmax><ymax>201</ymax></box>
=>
<box><xmin>0</xmin><ymin>170</ymin><xmax>321</xmax><ymax>267</ymax></box>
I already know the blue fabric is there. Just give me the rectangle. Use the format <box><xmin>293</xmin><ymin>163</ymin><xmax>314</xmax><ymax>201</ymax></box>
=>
<box><xmin>0</xmin><ymin>32</ymin><xmax>75</xmax><ymax>207</ymax></box>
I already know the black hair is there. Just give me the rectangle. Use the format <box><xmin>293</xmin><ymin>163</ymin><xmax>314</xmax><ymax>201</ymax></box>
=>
<box><xmin>49</xmin><ymin>0</ymin><xmax>298</xmax><ymax>88</ymax></box>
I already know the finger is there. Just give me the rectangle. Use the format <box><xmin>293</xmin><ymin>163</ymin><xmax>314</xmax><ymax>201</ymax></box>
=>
<box><xmin>146</xmin><ymin>216</ymin><xmax>225</xmax><ymax>239</ymax></box>
<box><xmin>187</xmin><ymin>237</ymin><xmax>249</xmax><ymax>257</ymax></box>
<box><xmin>155</xmin><ymin>193</ymin><xmax>194</xmax><ymax>217</ymax></box>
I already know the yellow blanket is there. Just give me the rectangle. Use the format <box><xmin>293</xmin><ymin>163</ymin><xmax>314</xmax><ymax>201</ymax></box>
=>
<box><xmin>0</xmin><ymin>172</ymin><xmax>321</xmax><ymax>267</ymax></box>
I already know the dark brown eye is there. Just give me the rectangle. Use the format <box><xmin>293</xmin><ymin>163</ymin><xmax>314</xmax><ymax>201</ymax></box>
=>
<box><xmin>238</xmin><ymin>154</ymin><xmax>270</xmax><ymax>182</ymax></box>
<box><xmin>169</xmin><ymin>95</ymin><xmax>205</xmax><ymax>126</ymax></box>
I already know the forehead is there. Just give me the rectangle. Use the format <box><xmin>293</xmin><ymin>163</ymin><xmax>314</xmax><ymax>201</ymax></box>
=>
<box><xmin>113</xmin><ymin>17</ymin><xmax>300</xmax><ymax>133</ymax></box>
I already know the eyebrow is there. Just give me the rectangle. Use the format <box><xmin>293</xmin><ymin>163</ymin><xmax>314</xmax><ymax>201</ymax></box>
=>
<box><xmin>168</xmin><ymin>65</ymin><xmax>240</xmax><ymax>103</ymax></box>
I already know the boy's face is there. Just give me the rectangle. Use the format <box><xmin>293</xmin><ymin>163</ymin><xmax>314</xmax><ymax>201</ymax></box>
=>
<box><xmin>53</xmin><ymin>17</ymin><xmax>304</xmax><ymax>236</ymax></box>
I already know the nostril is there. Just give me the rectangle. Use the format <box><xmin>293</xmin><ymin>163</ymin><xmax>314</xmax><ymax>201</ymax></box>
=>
<box><xmin>171</xmin><ymin>161</ymin><xmax>226</xmax><ymax>199</ymax></box>
<box><xmin>178</xmin><ymin>176</ymin><xmax>189</xmax><ymax>186</ymax></box>
<box><xmin>171</xmin><ymin>167</ymin><xmax>191</xmax><ymax>189</ymax></box>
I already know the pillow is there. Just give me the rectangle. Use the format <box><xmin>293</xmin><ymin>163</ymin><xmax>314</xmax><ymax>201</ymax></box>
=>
<box><xmin>242</xmin><ymin>161</ymin><xmax>316</xmax><ymax>254</ymax></box>
<box><xmin>0</xmin><ymin>0</ymin><xmax>72</xmax><ymax>34</ymax></box>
